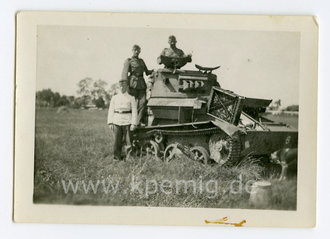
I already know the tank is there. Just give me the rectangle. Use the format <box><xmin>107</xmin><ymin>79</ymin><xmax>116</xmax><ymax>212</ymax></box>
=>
<box><xmin>129</xmin><ymin>55</ymin><xmax>298</xmax><ymax>165</ymax></box>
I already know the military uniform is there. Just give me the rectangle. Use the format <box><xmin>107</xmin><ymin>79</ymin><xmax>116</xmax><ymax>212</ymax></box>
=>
<box><xmin>107</xmin><ymin>91</ymin><xmax>137</xmax><ymax>160</ymax></box>
<box><xmin>160</xmin><ymin>47</ymin><xmax>185</xmax><ymax>58</ymax></box>
<box><xmin>121</xmin><ymin>56</ymin><xmax>151</xmax><ymax>125</ymax></box>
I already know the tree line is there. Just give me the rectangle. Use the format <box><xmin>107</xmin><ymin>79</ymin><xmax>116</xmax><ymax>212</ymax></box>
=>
<box><xmin>36</xmin><ymin>78</ymin><xmax>118</xmax><ymax>109</ymax></box>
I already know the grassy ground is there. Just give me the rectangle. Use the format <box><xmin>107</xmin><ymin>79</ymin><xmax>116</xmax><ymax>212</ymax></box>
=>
<box><xmin>34</xmin><ymin>108</ymin><xmax>297</xmax><ymax>210</ymax></box>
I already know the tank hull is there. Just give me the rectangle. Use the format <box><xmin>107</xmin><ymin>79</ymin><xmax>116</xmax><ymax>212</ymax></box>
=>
<box><xmin>131</xmin><ymin>65</ymin><xmax>298</xmax><ymax>165</ymax></box>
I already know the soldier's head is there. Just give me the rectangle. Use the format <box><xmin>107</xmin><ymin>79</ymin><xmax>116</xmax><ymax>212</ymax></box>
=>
<box><xmin>168</xmin><ymin>35</ymin><xmax>177</xmax><ymax>47</ymax></box>
<box><xmin>132</xmin><ymin>44</ymin><xmax>141</xmax><ymax>57</ymax></box>
<box><xmin>118</xmin><ymin>79</ymin><xmax>128</xmax><ymax>94</ymax></box>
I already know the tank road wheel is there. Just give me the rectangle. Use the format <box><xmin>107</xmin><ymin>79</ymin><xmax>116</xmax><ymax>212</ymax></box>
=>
<box><xmin>126</xmin><ymin>140</ymin><xmax>141</xmax><ymax>160</ymax></box>
<box><xmin>209</xmin><ymin>134</ymin><xmax>241</xmax><ymax>166</ymax></box>
<box><xmin>164</xmin><ymin>143</ymin><xmax>181</xmax><ymax>163</ymax></box>
<box><xmin>190</xmin><ymin>146</ymin><xmax>210</xmax><ymax>164</ymax></box>
<box><xmin>141</xmin><ymin>140</ymin><xmax>161</xmax><ymax>160</ymax></box>
<box><xmin>154</xmin><ymin>132</ymin><xmax>163</xmax><ymax>144</ymax></box>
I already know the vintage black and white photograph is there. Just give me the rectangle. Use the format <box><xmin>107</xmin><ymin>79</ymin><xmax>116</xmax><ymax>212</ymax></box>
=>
<box><xmin>14</xmin><ymin>12</ymin><xmax>317</xmax><ymax>227</ymax></box>
<box><xmin>33</xmin><ymin>25</ymin><xmax>300</xmax><ymax>208</ymax></box>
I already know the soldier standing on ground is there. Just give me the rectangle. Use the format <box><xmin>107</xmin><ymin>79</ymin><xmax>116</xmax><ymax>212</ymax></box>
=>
<box><xmin>107</xmin><ymin>79</ymin><xmax>137</xmax><ymax>161</ymax></box>
<box><xmin>121</xmin><ymin>45</ymin><xmax>152</xmax><ymax>126</ymax></box>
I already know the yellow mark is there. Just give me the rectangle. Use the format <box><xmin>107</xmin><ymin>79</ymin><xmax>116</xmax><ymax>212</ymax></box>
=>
<box><xmin>205</xmin><ymin>217</ymin><xmax>246</xmax><ymax>227</ymax></box>
<box><xmin>268</xmin><ymin>15</ymin><xmax>285</xmax><ymax>24</ymax></box>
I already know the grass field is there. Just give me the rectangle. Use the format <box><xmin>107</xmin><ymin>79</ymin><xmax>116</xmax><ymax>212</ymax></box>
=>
<box><xmin>34</xmin><ymin>108</ymin><xmax>298</xmax><ymax>210</ymax></box>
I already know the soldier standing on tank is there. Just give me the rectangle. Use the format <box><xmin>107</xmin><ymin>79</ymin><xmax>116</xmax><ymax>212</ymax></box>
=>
<box><xmin>121</xmin><ymin>45</ymin><xmax>152</xmax><ymax>126</ymax></box>
<box><xmin>107</xmin><ymin>79</ymin><xmax>137</xmax><ymax>161</ymax></box>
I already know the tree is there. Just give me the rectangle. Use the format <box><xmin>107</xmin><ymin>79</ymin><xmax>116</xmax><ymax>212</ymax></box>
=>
<box><xmin>77</xmin><ymin>77</ymin><xmax>93</xmax><ymax>97</ymax></box>
<box><xmin>77</xmin><ymin>78</ymin><xmax>94</xmax><ymax>108</ymax></box>
<box><xmin>36</xmin><ymin>89</ymin><xmax>54</xmax><ymax>107</ymax></box>
<box><xmin>92</xmin><ymin>79</ymin><xmax>109</xmax><ymax>103</ymax></box>
<box><xmin>36</xmin><ymin>89</ymin><xmax>76</xmax><ymax>108</ymax></box>
<box><xmin>57</xmin><ymin>95</ymin><xmax>70</xmax><ymax>107</ymax></box>
<box><xmin>102</xmin><ymin>83</ymin><xmax>119</xmax><ymax>108</ymax></box>
<box><xmin>67</xmin><ymin>96</ymin><xmax>75</xmax><ymax>106</ymax></box>
<box><xmin>94</xmin><ymin>97</ymin><xmax>105</xmax><ymax>109</ymax></box>
<box><xmin>77</xmin><ymin>78</ymin><xmax>111</xmax><ymax>108</ymax></box>
<box><xmin>52</xmin><ymin>92</ymin><xmax>61</xmax><ymax>107</ymax></box>
<box><xmin>109</xmin><ymin>83</ymin><xmax>118</xmax><ymax>97</ymax></box>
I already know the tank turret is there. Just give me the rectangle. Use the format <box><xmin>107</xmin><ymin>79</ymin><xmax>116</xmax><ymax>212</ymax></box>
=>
<box><xmin>147</xmin><ymin>57</ymin><xmax>220</xmax><ymax>126</ymax></box>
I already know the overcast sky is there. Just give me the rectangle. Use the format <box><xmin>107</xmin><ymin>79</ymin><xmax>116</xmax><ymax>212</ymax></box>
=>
<box><xmin>37</xmin><ymin>26</ymin><xmax>300</xmax><ymax>106</ymax></box>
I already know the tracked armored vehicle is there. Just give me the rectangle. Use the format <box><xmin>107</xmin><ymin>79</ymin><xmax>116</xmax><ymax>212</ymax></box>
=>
<box><xmin>129</xmin><ymin>55</ymin><xmax>298</xmax><ymax>165</ymax></box>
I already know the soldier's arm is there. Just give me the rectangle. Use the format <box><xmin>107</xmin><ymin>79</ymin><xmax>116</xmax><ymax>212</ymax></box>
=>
<box><xmin>160</xmin><ymin>48</ymin><xmax>166</xmax><ymax>56</ymax></box>
<box><xmin>121</xmin><ymin>58</ymin><xmax>131</xmax><ymax>80</ymax></box>
<box><xmin>107</xmin><ymin>96</ymin><xmax>116</xmax><ymax>125</ymax></box>
<box><xmin>141</xmin><ymin>59</ymin><xmax>153</xmax><ymax>75</ymax></box>
<box><xmin>178</xmin><ymin>49</ymin><xmax>185</xmax><ymax>57</ymax></box>
<box><xmin>157</xmin><ymin>49</ymin><xmax>167</xmax><ymax>65</ymax></box>
<box><xmin>180</xmin><ymin>49</ymin><xmax>192</xmax><ymax>64</ymax></box>
<box><xmin>158</xmin><ymin>48</ymin><xmax>167</xmax><ymax>59</ymax></box>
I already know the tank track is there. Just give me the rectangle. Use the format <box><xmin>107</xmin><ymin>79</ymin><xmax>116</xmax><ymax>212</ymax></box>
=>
<box><xmin>135</xmin><ymin>126</ymin><xmax>241</xmax><ymax>165</ymax></box>
<box><xmin>225</xmin><ymin>136</ymin><xmax>241</xmax><ymax>166</ymax></box>
<box><xmin>137</xmin><ymin>127</ymin><xmax>222</xmax><ymax>139</ymax></box>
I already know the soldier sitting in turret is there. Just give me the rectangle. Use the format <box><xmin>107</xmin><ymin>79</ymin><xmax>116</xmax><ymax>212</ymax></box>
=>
<box><xmin>157</xmin><ymin>35</ymin><xmax>192</xmax><ymax>69</ymax></box>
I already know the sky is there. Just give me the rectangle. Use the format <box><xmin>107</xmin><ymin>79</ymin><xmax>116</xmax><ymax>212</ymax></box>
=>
<box><xmin>37</xmin><ymin>26</ymin><xmax>300</xmax><ymax>106</ymax></box>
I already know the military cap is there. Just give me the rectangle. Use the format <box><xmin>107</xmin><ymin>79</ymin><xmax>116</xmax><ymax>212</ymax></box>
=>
<box><xmin>132</xmin><ymin>44</ymin><xmax>141</xmax><ymax>50</ymax></box>
<box><xmin>118</xmin><ymin>79</ymin><xmax>128</xmax><ymax>84</ymax></box>
<box><xmin>168</xmin><ymin>35</ymin><xmax>177</xmax><ymax>42</ymax></box>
